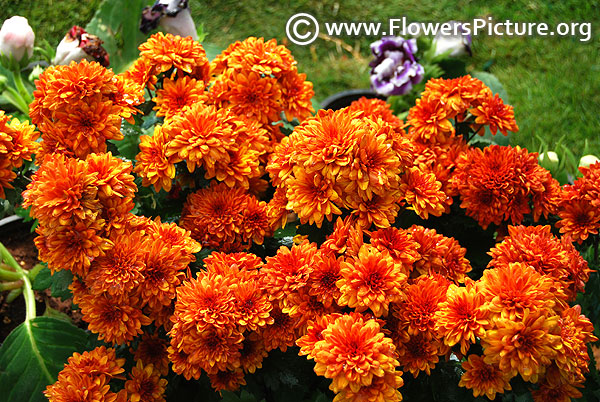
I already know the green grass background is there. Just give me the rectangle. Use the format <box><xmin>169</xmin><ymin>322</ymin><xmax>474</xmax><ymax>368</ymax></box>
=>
<box><xmin>1</xmin><ymin>0</ymin><xmax>599</xmax><ymax>155</ymax></box>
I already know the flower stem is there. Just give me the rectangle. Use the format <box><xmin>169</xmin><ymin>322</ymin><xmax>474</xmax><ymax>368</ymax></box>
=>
<box><xmin>11</xmin><ymin>69</ymin><xmax>33</xmax><ymax>105</ymax></box>
<box><xmin>0</xmin><ymin>266</ymin><xmax>21</xmax><ymax>281</ymax></box>
<box><xmin>6</xmin><ymin>287</ymin><xmax>23</xmax><ymax>303</ymax></box>
<box><xmin>0</xmin><ymin>280</ymin><xmax>24</xmax><ymax>291</ymax></box>
<box><xmin>0</xmin><ymin>242</ymin><xmax>36</xmax><ymax>321</ymax></box>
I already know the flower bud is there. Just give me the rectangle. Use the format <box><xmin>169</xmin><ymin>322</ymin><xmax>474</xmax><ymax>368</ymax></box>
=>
<box><xmin>432</xmin><ymin>21</ymin><xmax>471</xmax><ymax>57</ymax></box>
<box><xmin>0</xmin><ymin>16</ymin><xmax>35</xmax><ymax>62</ymax></box>
<box><xmin>579</xmin><ymin>154</ymin><xmax>600</xmax><ymax>168</ymax></box>
<box><xmin>53</xmin><ymin>26</ymin><xmax>109</xmax><ymax>67</ymax></box>
<box><xmin>538</xmin><ymin>151</ymin><xmax>559</xmax><ymax>170</ymax></box>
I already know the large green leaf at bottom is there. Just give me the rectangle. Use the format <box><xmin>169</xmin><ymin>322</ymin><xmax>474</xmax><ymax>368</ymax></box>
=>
<box><xmin>0</xmin><ymin>317</ymin><xmax>87</xmax><ymax>402</ymax></box>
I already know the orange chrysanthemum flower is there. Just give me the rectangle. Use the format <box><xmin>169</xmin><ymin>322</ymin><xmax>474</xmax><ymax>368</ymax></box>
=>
<box><xmin>458</xmin><ymin>354</ymin><xmax>512</xmax><ymax>400</ymax></box>
<box><xmin>123</xmin><ymin>56</ymin><xmax>159</xmax><ymax>91</ymax></box>
<box><xmin>481</xmin><ymin>309</ymin><xmax>561</xmax><ymax>382</ymax></box>
<box><xmin>395</xmin><ymin>332</ymin><xmax>440</xmax><ymax>378</ymax></box>
<box><xmin>0</xmin><ymin>112</ymin><xmax>39</xmax><ymax>196</ymax></box>
<box><xmin>58</xmin><ymin>346</ymin><xmax>126</xmax><ymax>382</ymax></box>
<box><xmin>285</xmin><ymin>168</ymin><xmax>342</xmax><ymax>227</ymax></box>
<box><xmin>434</xmin><ymin>282</ymin><xmax>489</xmax><ymax>355</ymax></box>
<box><xmin>347</xmin><ymin>97</ymin><xmax>403</xmax><ymax>128</ymax></box>
<box><xmin>532</xmin><ymin>365</ymin><xmax>583</xmax><ymax>402</ymax></box>
<box><xmin>211</xmin><ymin>70</ymin><xmax>282</xmax><ymax>125</ymax></box>
<box><xmin>333</xmin><ymin>370</ymin><xmax>404</xmax><ymax>402</ymax></box>
<box><xmin>279</xmin><ymin>70</ymin><xmax>315</xmax><ymax>122</ymax></box>
<box><xmin>369</xmin><ymin>227</ymin><xmax>420</xmax><ymax>270</ymax></box>
<box><xmin>471</xmin><ymin>93</ymin><xmax>519</xmax><ymax>135</ymax></box>
<box><xmin>134</xmin><ymin>125</ymin><xmax>177</xmax><ymax>192</ymax></box>
<box><xmin>488</xmin><ymin>225</ymin><xmax>591</xmax><ymax>301</ymax></box>
<box><xmin>211</xmin><ymin>36</ymin><xmax>296</xmax><ymax>77</ymax></box>
<box><xmin>407</xmin><ymin>225</ymin><xmax>472</xmax><ymax>283</ymax></box>
<box><xmin>180</xmin><ymin>182</ymin><xmax>266</xmax><ymax>251</ymax></box>
<box><xmin>232</xmin><ymin>280</ymin><xmax>274</xmax><ymax>331</ymax></box>
<box><xmin>23</xmin><ymin>154</ymin><xmax>100</xmax><ymax>228</ymax></box>
<box><xmin>45</xmin><ymin>372</ymin><xmax>119</xmax><ymax>402</ymax></box>
<box><xmin>153</xmin><ymin>76</ymin><xmax>208</xmax><ymax>120</ymax></box>
<box><xmin>400</xmin><ymin>166</ymin><xmax>448</xmax><ymax>219</ymax></box>
<box><xmin>261</xmin><ymin>240</ymin><xmax>316</xmax><ymax>303</ymax></box>
<box><xmin>34</xmin><ymin>218</ymin><xmax>110</xmax><ymax>276</ymax></box>
<box><xmin>86</xmin><ymin>232</ymin><xmax>146</xmax><ymax>299</ymax></box>
<box><xmin>208</xmin><ymin>368</ymin><xmax>247</xmax><ymax>393</ymax></box>
<box><xmin>257</xmin><ymin>304</ymin><xmax>302</xmax><ymax>353</ymax></box>
<box><xmin>79</xmin><ymin>292</ymin><xmax>151</xmax><ymax>345</ymax></box>
<box><xmin>395</xmin><ymin>274</ymin><xmax>449</xmax><ymax>336</ymax></box>
<box><xmin>312</xmin><ymin>313</ymin><xmax>399</xmax><ymax>393</ymax></box>
<box><xmin>125</xmin><ymin>361</ymin><xmax>167</xmax><ymax>402</ymax></box>
<box><xmin>307</xmin><ymin>252</ymin><xmax>343</xmax><ymax>308</ymax></box>
<box><xmin>452</xmin><ymin>145</ymin><xmax>560</xmax><ymax>229</ymax></box>
<box><xmin>478</xmin><ymin>262</ymin><xmax>563</xmax><ymax>321</ymax></box>
<box><xmin>133</xmin><ymin>334</ymin><xmax>170</xmax><ymax>376</ymax></box>
<box><xmin>239</xmin><ymin>332</ymin><xmax>269</xmax><ymax>374</ymax></box>
<box><xmin>406</xmin><ymin>94</ymin><xmax>455</xmax><ymax>143</ymax></box>
<box><xmin>424</xmin><ymin>75</ymin><xmax>491</xmax><ymax>115</ymax></box>
<box><xmin>138</xmin><ymin>32</ymin><xmax>210</xmax><ymax>78</ymax></box>
<box><xmin>555</xmin><ymin>305</ymin><xmax>598</xmax><ymax>384</ymax></box>
<box><xmin>557</xmin><ymin>197</ymin><xmax>600</xmax><ymax>243</ymax></box>
<box><xmin>337</xmin><ymin>245</ymin><xmax>407</xmax><ymax>317</ymax></box>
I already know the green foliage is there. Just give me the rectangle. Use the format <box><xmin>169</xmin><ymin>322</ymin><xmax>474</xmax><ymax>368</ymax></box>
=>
<box><xmin>0</xmin><ymin>317</ymin><xmax>87</xmax><ymax>402</ymax></box>
<box><xmin>32</xmin><ymin>266</ymin><xmax>74</xmax><ymax>301</ymax></box>
<box><xmin>85</xmin><ymin>0</ymin><xmax>153</xmax><ymax>73</ymax></box>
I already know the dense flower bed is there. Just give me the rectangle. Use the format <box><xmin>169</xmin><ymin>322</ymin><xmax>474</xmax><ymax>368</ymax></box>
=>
<box><xmin>2</xmin><ymin>32</ymin><xmax>598</xmax><ymax>402</ymax></box>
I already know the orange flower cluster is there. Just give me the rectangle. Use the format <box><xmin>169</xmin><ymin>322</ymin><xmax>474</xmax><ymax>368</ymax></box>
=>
<box><xmin>45</xmin><ymin>346</ymin><xmax>167</xmax><ymax>402</ymax></box>
<box><xmin>452</xmin><ymin>145</ymin><xmax>561</xmax><ymax>229</ymax></box>
<box><xmin>557</xmin><ymin>161</ymin><xmax>600</xmax><ymax>242</ymax></box>
<box><xmin>488</xmin><ymin>225</ymin><xmax>591</xmax><ymax>300</ymax></box>
<box><xmin>128</xmin><ymin>34</ymin><xmax>280</xmax><ymax>194</ymax></box>
<box><xmin>23</xmin><ymin>153</ymin><xmax>201</xmax><ymax>344</ymax></box>
<box><xmin>168</xmin><ymin>252</ymin><xmax>275</xmax><ymax>391</ymax></box>
<box><xmin>267</xmin><ymin>107</ymin><xmax>449</xmax><ymax>228</ymax></box>
<box><xmin>406</xmin><ymin>75</ymin><xmax>517</xmax><ymax>144</ymax></box>
<box><xmin>404</xmin><ymin>76</ymin><xmax>519</xmax><ymax>217</ymax></box>
<box><xmin>453</xmin><ymin>260</ymin><xmax>597</xmax><ymax>400</ymax></box>
<box><xmin>30</xmin><ymin>60</ymin><xmax>144</xmax><ymax>160</ymax></box>
<box><xmin>179</xmin><ymin>181</ymin><xmax>271</xmax><ymax>252</ymax></box>
<box><xmin>246</xmin><ymin>217</ymin><xmax>473</xmax><ymax>399</ymax></box>
<box><xmin>0</xmin><ymin>111</ymin><xmax>39</xmax><ymax>198</ymax></box>
<box><xmin>298</xmin><ymin>313</ymin><xmax>403</xmax><ymax>401</ymax></box>
<box><xmin>210</xmin><ymin>37</ymin><xmax>314</xmax><ymax>140</ymax></box>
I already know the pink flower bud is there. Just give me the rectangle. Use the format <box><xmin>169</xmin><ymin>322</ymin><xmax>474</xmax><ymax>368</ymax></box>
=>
<box><xmin>0</xmin><ymin>16</ymin><xmax>35</xmax><ymax>62</ymax></box>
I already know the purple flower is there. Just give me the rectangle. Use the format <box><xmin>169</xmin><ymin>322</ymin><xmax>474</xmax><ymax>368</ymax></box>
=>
<box><xmin>369</xmin><ymin>36</ymin><xmax>424</xmax><ymax>96</ymax></box>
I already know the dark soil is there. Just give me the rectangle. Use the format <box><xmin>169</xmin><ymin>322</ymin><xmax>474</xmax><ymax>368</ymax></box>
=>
<box><xmin>0</xmin><ymin>218</ymin><xmax>83</xmax><ymax>343</ymax></box>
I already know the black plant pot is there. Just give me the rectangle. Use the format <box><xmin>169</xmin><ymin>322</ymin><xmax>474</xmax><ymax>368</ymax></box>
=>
<box><xmin>320</xmin><ymin>89</ymin><xmax>386</xmax><ymax>111</ymax></box>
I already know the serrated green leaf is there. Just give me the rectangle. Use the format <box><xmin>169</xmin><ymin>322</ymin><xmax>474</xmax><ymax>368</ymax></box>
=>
<box><xmin>31</xmin><ymin>266</ymin><xmax>52</xmax><ymax>291</ymax></box>
<box><xmin>50</xmin><ymin>270</ymin><xmax>73</xmax><ymax>301</ymax></box>
<box><xmin>0</xmin><ymin>317</ymin><xmax>87</xmax><ymax>402</ymax></box>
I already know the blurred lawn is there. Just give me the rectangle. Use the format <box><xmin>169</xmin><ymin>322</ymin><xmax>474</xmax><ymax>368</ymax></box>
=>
<box><xmin>1</xmin><ymin>0</ymin><xmax>598</xmax><ymax>154</ymax></box>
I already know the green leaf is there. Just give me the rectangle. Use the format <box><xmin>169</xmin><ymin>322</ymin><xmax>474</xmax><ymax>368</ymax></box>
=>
<box><xmin>32</xmin><ymin>268</ymin><xmax>73</xmax><ymax>301</ymax></box>
<box><xmin>86</xmin><ymin>0</ymin><xmax>154</xmax><ymax>73</ymax></box>
<box><xmin>31</xmin><ymin>266</ymin><xmax>52</xmax><ymax>291</ymax></box>
<box><xmin>111</xmin><ymin>120</ymin><xmax>143</xmax><ymax>161</ymax></box>
<box><xmin>0</xmin><ymin>317</ymin><xmax>87</xmax><ymax>402</ymax></box>
<box><xmin>49</xmin><ymin>270</ymin><xmax>74</xmax><ymax>301</ymax></box>
<box><xmin>470</xmin><ymin>71</ymin><xmax>509</xmax><ymax>102</ymax></box>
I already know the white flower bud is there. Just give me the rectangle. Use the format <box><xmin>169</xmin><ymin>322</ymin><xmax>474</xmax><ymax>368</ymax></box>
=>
<box><xmin>0</xmin><ymin>16</ymin><xmax>35</xmax><ymax>62</ymax></box>
<box><xmin>579</xmin><ymin>154</ymin><xmax>600</xmax><ymax>168</ymax></box>
<box><xmin>432</xmin><ymin>21</ymin><xmax>471</xmax><ymax>57</ymax></box>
